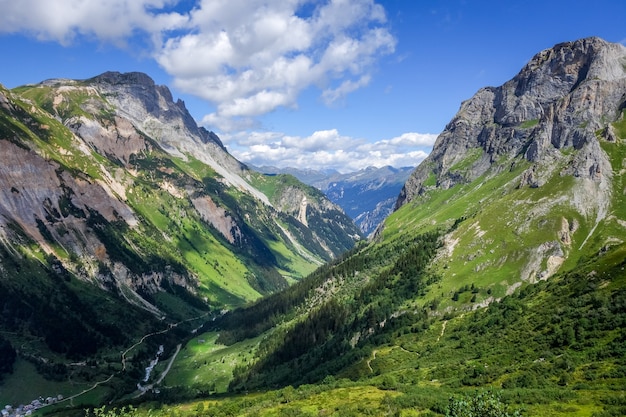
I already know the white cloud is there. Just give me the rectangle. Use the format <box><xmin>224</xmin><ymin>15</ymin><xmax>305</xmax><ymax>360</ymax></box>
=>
<box><xmin>382</xmin><ymin>132</ymin><xmax>438</xmax><ymax>147</ymax></box>
<box><xmin>223</xmin><ymin>129</ymin><xmax>435</xmax><ymax>173</ymax></box>
<box><xmin>156</xmin><ymin>0</ymin><xmax>396</xmax><ymax>130</ymax></box>
<box><xmin>322</xmin><ymin>75</ymin><xmax>371</xmax><ymax>105</ymax></box>
<box><xmin>0</xmin><ymin>0</ymin><xmax>186</xmax><ymax>46</ymax></box>
<box><xmin>0</xmin><ymin>0</ymin><xmax>396</xmax><ymax>121</ymax></box>
<box><xmin>1</xmin><ymin>0</ymin><xmax>410</xmax><ymax>172</ymax></box>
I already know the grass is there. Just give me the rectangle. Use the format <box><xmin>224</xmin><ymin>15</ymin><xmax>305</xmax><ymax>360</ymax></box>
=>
<box><xmin>2</xmin><ymin>79</ymin><xmax>354</xmax><ymax>311</ymax></box>
<box><xmin>125</xmin><ymin>177</ymin><xmax>265</xmax><ymax>306</ymax></box>
<box><xmin>8</xmin><ymin>80</ymin><xmax>335</xmax><ymax>308</ymax></box>
<box><xmin>520</xmin><ymin>119</ymin><xmax>540</xmax><ymax>129</ymax></box>
<box><xmin>449</xmin><ymin>147</ymin><xmax>484</xmax><ymax>173</ymax></box>
<box><xmin>261</xmin><ymin>219</ymin><xmax>322</xmax><ymax>279</ymax></box>
<box><xmin>423</xmin><ymin>171</ymin><xmax>437</xmax><ymax>187</ymax></box>
<box><xmin>166</xmin><ymin>384</ymin><xmax>403</xmax><ymax>417</ymax></box>
<box><xmin>2</xmin><ymin>87</ymin><xmax>114</xmax><ymax>182</ymax></box>
<box><xmin>162</xmin><ymin>332</ymin><xmax>261</xmax><ymax>393</ymax></box>
<box><xmin>384</xmin><ymin>161</ymin><xmax>527</xmax><ymax>292</ymax></box>
<box><xmin>612</xmin><ymin>109</ymin><xmax>626</xmax><ymax>139</ymax></box>
<box><xmin>0</xmin><ymin>359</ymin><xmax>111</xmax><ymax>407</ymax></box>
<box><xmin>170</xmin><ymin>154</ymin><xmax>219</xmax><ymax>183</ymax></box>
<box><xmin>255</xmin><ymin>385</ymin><xmax>401</xmax><ymax>416</ymax></box>
<box><xmin>382</xmin><ymin>148</ymin><xmax>616</xmax><ymax>313</ymax></box>
<box><xmin>246</xmin><ymin>172</ymin><xmax>304</xmax><ymax>202</ymax></box>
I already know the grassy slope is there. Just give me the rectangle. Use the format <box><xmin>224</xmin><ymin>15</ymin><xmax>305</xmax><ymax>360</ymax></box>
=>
<box><xmin>383</xmin><ymin>146</ymin><xmax>614</xmax><ymax>308</ymax></box>
<box><xmin>0</xmin><ymin>83</ymin><xmax>351</xmax><ymax>404</ymax></box>
<box><xmin>9</xmin><ymin>86</ymin><xmax>626</xmax><ymax>415</ymax></box>
<box><xmin>145</xmin><ymin>136</ymin><xmax>626</xmax><ymax>416</ymax></box>
<box><xmin>10</xmin><ymin>83</ymin><xmax>333</xmax><ymax>306</ymax></box>
<box><xmin>95</xmin><ymin>237</ymin><xmax>624</xmax><ymax>417</ymax></box>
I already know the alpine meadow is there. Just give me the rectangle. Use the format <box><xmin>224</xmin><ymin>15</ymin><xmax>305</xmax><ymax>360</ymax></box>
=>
<box><xmin>0</xmin><ymin>36</ymin><xmax>625</xmax><ymax>417</ymax></box>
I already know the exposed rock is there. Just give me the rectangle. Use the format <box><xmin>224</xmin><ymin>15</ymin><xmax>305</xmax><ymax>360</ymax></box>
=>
<box><xmin>191</xmin><ymin>196</ymin><xmax>242</xmax><ymax>244</ymax></box>
<box><xmin>0</xmin><ymin>140</ymin><xmax>136</xmax><ymax>242</ymax></box>
<box><xmin>388</xmin><ymin>37</ymin><xmax>626</xmax><ymax>286</ymax></box>
<box><xmin>78</xmin><ymin>72</ymin><xmax>271</xmax><ymax>205</ymax></box>
<box><xmin>558</xmin><ymin>217</ymin><xmax>572</xmax><ymax>245</ymax></box>
<box><xmin>397</xmin><ymin>37</ymin><xmax>626</xmax><ymax>209</ymax></box>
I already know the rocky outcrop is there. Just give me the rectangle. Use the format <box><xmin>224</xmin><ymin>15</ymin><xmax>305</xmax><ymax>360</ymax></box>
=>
<box><xmin>397</xmin><ymin>37</ymin><xmax>626</xmax><ymax>208</ymax></box>
<box><xmin>387</xmin><ymin>37</ymin><xmax>626</xmax><ymax>286</ymax></box>
<box><xmin>89</xmin><ymin>71</ymin><xmax>225</xmax><ymax>149</ymax></box>
<box><xmin>191</xmin><ymin>195</ymin><xmax>242</xmax><ymax>244</ymax></box>
<box><xmin>271</xmin><ymin>182</ymin><xmax>362</xmax><ymax>258</ymax></box>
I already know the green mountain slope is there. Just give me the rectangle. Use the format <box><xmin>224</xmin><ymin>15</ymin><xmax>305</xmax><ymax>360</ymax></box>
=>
<box><xmin>0</xmin><ymin>72</ymin><xmax>361</xmax><ymax>404</ymax></box>
<box><xmin>138</xmin><ymin>38</ymin><xmax>626</xmax><ymax>416</ymax></box>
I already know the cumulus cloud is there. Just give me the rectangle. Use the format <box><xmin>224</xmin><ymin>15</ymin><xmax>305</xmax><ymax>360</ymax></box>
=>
<box><xmin>0</xmin><ymin>0</ymin><xmax>395</xmax><ymax>123</ymax></box>
<box><xmin>157</xmin><ymin>0</ymin><xmax>396</xmax><ymax>130</ymax></box>
<box><xmin>0</xmin><ymin>0</ymin><xmax>186</xmax><ymax>46</ymax></box>
<box><xmin>223</xmin><ymin>130</ymin><xmax>437</xmax><ymax>173</ymax></box>
<box><xmin>1</xmin><ymin>0</ymin><xmax>415</xmax><ymax>171</ymax></box>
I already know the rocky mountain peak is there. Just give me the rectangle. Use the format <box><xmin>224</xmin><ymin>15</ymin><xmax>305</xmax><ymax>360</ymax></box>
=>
<box><xmin>71</xmin><ymin>72</ymin><xmax>271</xmax><ymax>202</ymax></box>
<box><xmin>512</xmin><ymin>37</ymin><xmax>625</xmax><ymax>104</ymax></box>
<box><xmin>397</xmin><ymin>37</ymin><xmax>626</xmax><ymax>208</ymax></box>
<box><xmin>92</xmin><ymin>70</ymin><xmax>157</xmax><ymax>87</ymax></box>
<box><xmin>86</xmin><ymin>71</ymin><xmax>225</xmax><ymax>149</ymax></box>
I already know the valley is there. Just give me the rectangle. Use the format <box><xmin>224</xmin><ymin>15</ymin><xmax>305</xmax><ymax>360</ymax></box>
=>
<box><xmin>0</xmin><ymin>36</ymin><xmax>625</xmax><ymax>417</ymax></box>
<box><xmin>0</xmin><ymin>70</ymin><xmax>361</xmax><ymax>406</ymax></box>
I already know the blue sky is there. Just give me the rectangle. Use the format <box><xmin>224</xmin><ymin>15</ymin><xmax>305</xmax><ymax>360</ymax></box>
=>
<box><xmin>1</xmin><ymin>0</ymin><xmax>625</xmax><ymax>173</ymax></box>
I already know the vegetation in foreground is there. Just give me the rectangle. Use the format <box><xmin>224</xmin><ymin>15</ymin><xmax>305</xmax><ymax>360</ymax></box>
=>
<box><xmin>39</xmin><ymin>229</ymin><xmax>626</xmax><ymax>417</ymax></box>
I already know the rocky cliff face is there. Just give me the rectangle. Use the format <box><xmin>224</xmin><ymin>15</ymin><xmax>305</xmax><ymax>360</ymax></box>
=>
<box><xmin>398</xmin><ymin>37</ymin><xmax>626</xmax><ymax>210</ymax></box>
<box><xmin>384</xmin><ymin>37</ymin><xmax>626</xmax><ymax>289</ymax></box>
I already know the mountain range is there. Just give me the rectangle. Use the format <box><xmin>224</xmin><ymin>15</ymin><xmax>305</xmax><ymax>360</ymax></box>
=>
<box><xmin>0</xmin><ymin>70</ymin><xmax>361</xmax><ymax>403</ymax></box>
<box><xmin>255</xmin><ymin>165</ymin><xmax>414</xmax><ymax>235</ymax></box>
<box><xmin>165</xmin><ymin>37</ymin><xmax>626</xmax><ymax>416</ymax></box>
<box><xmin>0</xmin><ymin>36</ymin><xmax>625</xmax><ymax>416</ymax></box>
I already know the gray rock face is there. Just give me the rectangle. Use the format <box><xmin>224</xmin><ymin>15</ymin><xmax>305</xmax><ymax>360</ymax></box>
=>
<box><xmin>90</xmin><ymin>71</ymin><xmax>225</xmax><ymax>148</ymax></box>
<box><xmin>397</xmin><ymin>37</ymin><xmax>626</xmax><ymax>208</ymax></box>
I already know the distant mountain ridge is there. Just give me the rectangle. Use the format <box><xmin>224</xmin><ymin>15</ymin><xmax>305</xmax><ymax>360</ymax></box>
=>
<box><xmin>256</xmin><ymin>165</ymin><xmax>414</xmax><ymax>235</ymax></box>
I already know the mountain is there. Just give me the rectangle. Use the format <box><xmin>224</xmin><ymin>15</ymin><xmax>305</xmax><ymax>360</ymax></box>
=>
<box><xmin>389</xmin><ymin>37</ymin><xmax>626</xmax><ymax>286</ymax></box>
<box><xmin>257</xmin><ymin>165</ymin><xmax>414</xmax><ymax>235</ymax></box>
<box><xmin>253</xmin><ymin>166</ymin><xmax>341</xmax><ymax>185</ymax></box>
<box><xmin>142</xmin><ymin>37</ymin><xmax>626</xmax><ymax>416</ymax></box>
<box><xmin>0</xmin><ymin>71</ymin><xmax>361</xmax><ymax>403</ymax></box>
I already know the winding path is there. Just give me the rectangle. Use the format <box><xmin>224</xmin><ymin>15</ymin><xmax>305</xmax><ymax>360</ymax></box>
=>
<box><xmin>366</xmin><ymin>350</ymin><xmax>378</xmax><ymax>373</ymax></box>
<box><xmin>436</xmin><ymin>320</ymin><xmax>447</xmax><ymax>343</ymax></box>
<box><xmin>36</xmin><ymin>312</ymin><xmax>209</xmax><ymax>410</ymax></box>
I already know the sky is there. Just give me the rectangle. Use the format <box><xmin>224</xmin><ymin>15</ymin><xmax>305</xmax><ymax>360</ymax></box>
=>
<box><xmin>0</xmin><ymin>0</ymin><xmax>625</xmax><ymax>173</ymax></box>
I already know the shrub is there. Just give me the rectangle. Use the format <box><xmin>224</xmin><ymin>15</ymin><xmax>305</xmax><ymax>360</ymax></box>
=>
<box><xmin>446</xmin><ymin>390</ymin><xmax>523</xmax><ymax>417</ymax></box>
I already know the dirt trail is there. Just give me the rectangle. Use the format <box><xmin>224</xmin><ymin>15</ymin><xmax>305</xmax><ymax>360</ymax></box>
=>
<box><xmin>366</xmin><ymin>350</ymin><xmax>378</xmax><ymax>373</ymax></box>
<box><xmin>437</xmin><ymin>320</ymin><xmax>447</xmax><ymax>343</ymax></box>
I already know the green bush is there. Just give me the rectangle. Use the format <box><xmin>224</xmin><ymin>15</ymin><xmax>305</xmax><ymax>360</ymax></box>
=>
<box><xmin>446</xmin><ymin>390</ymin><xmax>523</xmax><ymax>417</ymax></box>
